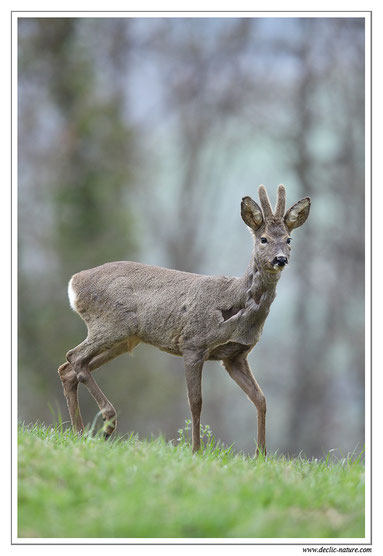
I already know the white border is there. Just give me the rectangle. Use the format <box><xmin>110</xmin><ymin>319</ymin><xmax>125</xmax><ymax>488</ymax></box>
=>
<box><xmin>12</xmin><ymin>10</ymin><xmax>369</xmax><ymax>18</ymax></box>
<box><xmin>364</xmin><ymin>10</ymin><xmax>372</xmax><ymax>547</ymax></box>
<box><xmin>11</xmin><ymin>9</ymin><xmax>372</xmax><ymax>547</ymax></box>
<box><xmin>11</xmin><ymin>7</ymin><xmax>18</xmax><ymax>548</ymax></box>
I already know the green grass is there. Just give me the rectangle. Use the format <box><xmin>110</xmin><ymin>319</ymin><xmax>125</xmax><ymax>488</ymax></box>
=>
<box><xmin>18</xmin><ymin>422</ymin><xmax>365</xmax><ymax>539</ymax></box>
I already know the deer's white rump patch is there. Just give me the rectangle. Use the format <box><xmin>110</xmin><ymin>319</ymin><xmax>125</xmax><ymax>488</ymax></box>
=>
<box><xmin>68</xmin><ymin>277</ymin><xmax>78</xmax><ymax>312</ymax></box>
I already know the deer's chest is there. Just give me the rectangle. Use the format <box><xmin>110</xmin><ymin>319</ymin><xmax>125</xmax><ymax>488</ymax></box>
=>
<box><xmin>213</xmin><ymin>297</ymin><xmax>273</xmax><ymax>354</ymax></box>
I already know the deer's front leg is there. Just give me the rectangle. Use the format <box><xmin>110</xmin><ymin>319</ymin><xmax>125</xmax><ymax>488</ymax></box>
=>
<box><xmin>223</xmin><ymin>355</ymin><xmax>267</xmax><ymax>456</ymax></box>
<box><xmin>183</xmin><ymin>350</ymin><xmax>204</xmax><ymax>453</ymax></box>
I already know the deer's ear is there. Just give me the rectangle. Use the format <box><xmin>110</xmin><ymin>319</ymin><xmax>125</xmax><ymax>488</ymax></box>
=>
<box><xmin>284</xmin><ymin>197</ymin><xmax>310</xmax><ymax>230</ymax></box>
<box><xmin>241</xmin><ymin>196</ymin><xmax>264</xmax><ymax>231</ymax></box>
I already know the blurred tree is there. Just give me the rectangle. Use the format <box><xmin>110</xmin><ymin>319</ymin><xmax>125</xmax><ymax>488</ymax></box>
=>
<box><xmin>279</xmin><ymin>18</ymin><xmax>365</xmax><ymax>454</ymax></box>
<box><xmin>19</xmin><ymin>18</ymin><xmax>137</xmax><ymax>269</ymax></box>
<box><xmin>18</xmin><ymin>18</ymin><xmax>139</xmax><ymax>421</ymax></box>
<box><xmin>135</xmin><ymin>18</ymin><xmax>258</xmax><ymax>273</ymax></box>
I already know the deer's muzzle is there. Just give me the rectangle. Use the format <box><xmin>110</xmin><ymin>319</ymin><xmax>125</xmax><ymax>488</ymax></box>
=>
<box><xmin>273</xmin><ymin>256</ymin><xmax>288</xmax><ymax>267</ymax></box>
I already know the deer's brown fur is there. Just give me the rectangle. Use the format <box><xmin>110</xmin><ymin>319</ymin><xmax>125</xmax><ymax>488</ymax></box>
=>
<box><xmin>58</xmin><ymin>184</ymin><xmax>310</xmax><ymax>454</ymax></box>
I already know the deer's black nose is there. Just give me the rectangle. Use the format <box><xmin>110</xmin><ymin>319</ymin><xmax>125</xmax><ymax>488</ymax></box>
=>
<box><xmin>274</xmin><ymin>256</ymin><xmax>288</xmax><ymax>267</ymax></box>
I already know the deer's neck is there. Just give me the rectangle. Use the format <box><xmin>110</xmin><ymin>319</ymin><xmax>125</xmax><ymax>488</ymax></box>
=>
<box><xmin>243</xmin><ymin>254</ymin><xmax>280</xmax><ymax>307</ymax></box>
<box><xmin>227</xmin><ymin>255</ymin><xmax>281</xmax><ymax>347</ymax></box>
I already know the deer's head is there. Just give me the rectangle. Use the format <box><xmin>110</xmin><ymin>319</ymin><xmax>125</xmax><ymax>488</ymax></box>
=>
<box><xmin>241</xmin><ymin>184</ymin><xmax>310</xmax><ymax>274</ymax></box>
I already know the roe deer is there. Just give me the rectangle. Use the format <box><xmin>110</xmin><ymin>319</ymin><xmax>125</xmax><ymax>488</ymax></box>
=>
<box><xmin>58</xmin><ymin>184</ymin><xmax>310</xmax><ymax>455</ymax></box>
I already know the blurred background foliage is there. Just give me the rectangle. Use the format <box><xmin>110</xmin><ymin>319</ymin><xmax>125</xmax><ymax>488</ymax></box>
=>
<box><xmin>18</xmin><ymin>17</ymin><xmax>365</xmax><ymax>457</ymax></box>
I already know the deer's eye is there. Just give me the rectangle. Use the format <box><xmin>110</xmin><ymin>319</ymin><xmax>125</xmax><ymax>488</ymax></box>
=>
<box><xmin>260</xmin><ymin>237</ymin><xmax>268</xmax><ymax>244</ymax></box>
<box><xmin>287</xmin><ymin>238</ymin><xmax>292</xmax><ymax>244</ymax></box>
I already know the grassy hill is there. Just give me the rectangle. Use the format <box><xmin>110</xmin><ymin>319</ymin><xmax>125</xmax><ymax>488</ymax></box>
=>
<box><xmin>17</xmin><ymin>422</ymin><xmax>365</xmax><ymax>539</ymax></box>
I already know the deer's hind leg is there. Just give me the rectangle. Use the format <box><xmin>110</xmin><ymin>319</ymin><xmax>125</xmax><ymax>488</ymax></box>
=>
<box><xmin>64</xmin><ymin>336</ymin><xmax>133</xmax><ymax>438</ymax></box>
<box><xmin>58</xmin><ymin>348</ymin><xmax>120</xmax><ymax>434</ymax></box>
<box><xmin>58</xmin><ymin>361</ymin><xmax>84</xmax><ymax>434</ymax></box>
